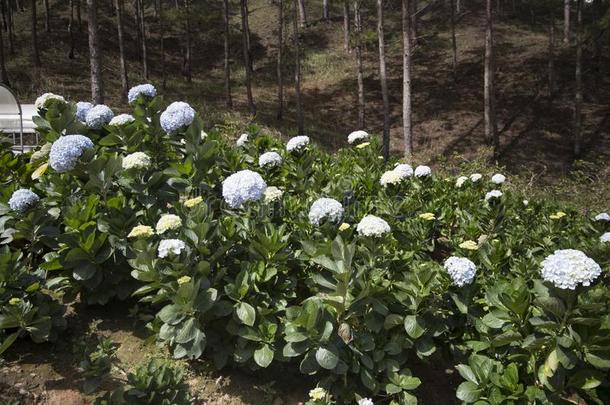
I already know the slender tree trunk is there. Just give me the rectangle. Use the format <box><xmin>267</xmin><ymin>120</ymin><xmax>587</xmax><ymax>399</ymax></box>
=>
<box><xmin>160</xmin><ymin>0</ymin><xmax>166</xmax><ymax>88</ymax></box>
<box><xmin>276</xmin><ymin>0</ymin><xmax>283</xmax><ymax>119</ymax></box>
<box><xmin>76</xmin><ymin>0</ymin><xmax>82</xmax><ymax>30</ymax></box>
<box><xmin>224</xmin><ymin>0</ymin><xmax>232</xmax><ymax>107</ymax></box>
<box><xmin>138</xmin><ymin>0</ymin><xmax>148</xmax><ymax>79</ymax></box>
<box><xmin>297</xmin><ymin>0</ymin><xmax>306</xmax><ymax>27</ymax></box>
<box><xmin>402</xmin><ymin>0</ymin><xmax>413</xmax><ymax>159</ymax></box>
<box><xmin>244</xmin><ymin>0</ymin><xmax>252</xmax><ymax>71</ymax></box>
<box><xmin>115</xmin><ymin>0</ymin><xmax>128</xmax><ymax>99</ymax></box>
<box><xmin>548</xmin><ymin>13</ymin><xmax>555</xmax><ymax>100</ymax></box>
<box><xmin>6</xmin><ymin>0</ymin><xmax>13</xmax><ymax>54</ymax></box>
<box><xmin>87</xmin><ymin>0</ymin><xmax>103</xmax><ymax>103</ymax></box>
<box><xmin>69</xmin><ymin>0</ymin><xmax>76</xmax><ymax>58</ymax></box>
<box><xmin>183</xmin><ymin>0</ymin><xmax>192</xmax><ymax>82</ymax></box>
<box><xmin>0</xmin><ymin>13</ymin><xmax>9</xmax><ymax>86</ymax></box>
<box><xmin>410</xmin><ymin>0</ymin><xmax>416</xmax><ymax>46</ymax></box>
<box><xmin>354</xmin><ymin>0</ymin><xmax>364</xmax><ymax>128</ymax></box>
<box><xmin>574</xmin><ymin>0</ymin><xmax>582</xmax><ymax>157</ymax></box>
<box><xmin>343</xmin><ymin>0</ymin><xmax>350</xmax><ymax>52</ymax></box>
<box><xmin>134</xmin><ymin>0</ymin><xmax>141</xmax><ymax>59</ymax></box>
<box><xmin>456</xmin><ymin>0</ymin><xmax>460</xmax><ymax>14</ymax></box>
<box><xmin>1</xmin><ymin>1</ymin><xmax>7</xmax><ymax>31</ymax></box>
<box><xmin>294</xmin><ymin>0</ymin><xmax>304</xmax><ymax>133</ymax></box>
<box><xmin>484</xmin><ymin>0</ymin><xmax>498</xmax><ymax>155</ymax></box>
<box><xmin>30</xmin><ymin>0</ymin><xmax>40</xmax><ymax>67</ymax></box>
<box><xmin>563</xmin><ymin>0</ymin><xmax>569</xmax><ymax>44</ymax></box>
<box><xmin>43</xmin><ymin>0</ymin><xmax>49</xmax><ymax>32</ymax></box>
<box><xmin>377</xmin><ymin>0</ymin><xmax>390</xmax><ymax>160</ymax></box>
<box><xmin>592</xmin><ymin>0</ymin><xmax>602</xmax><ymax>97</ymax></box>
<box><xmin>323</xmin><ymin>0</ymin><xmax>329</xmax><ymax>20</ymax></box>
<box><xmin>241</xmin><ymin>0</ymin><xmax>255</xmax><ymax>114</ymax></box>
<box><xmin>450</xmin><ymin>0</ymin><xmax>457</xmax><ymax>81</ymax></box>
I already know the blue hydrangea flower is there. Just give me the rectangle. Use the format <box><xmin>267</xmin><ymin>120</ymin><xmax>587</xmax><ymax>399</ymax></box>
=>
<box><xmin>222</xmin><ymin>170</ymin><xmax>267</xmax><ymax>208</ymax></box>
<box><xmin>85</xmin><ymin>105</ymin><xmax>114</xmax><ymax>129</ymax></box>
<box><xmin>443</xmin><ymin>256</ymin><xmax>477</xmax><ymax>286</ymax></box>
<box><xmin>308</xmin><ymin>198</ymin><xmax>344</xmax><ymax>226</ymax></box>
<box><xmin>128</xmin><ymin>84</ymin><xmax>157</xmax><ymax>104</ymax></box>
<box><xmin>75</xmin><ymin>102</ymin><xmax>93</xmax><ymax>122</ymax></box>
<box><xmin>160</xmin><ymin>101</ymin><xmax>195</xmax><ymax>134</ymax></box>
<box><xmin>8</xmin><ymin>189</ymin><xmax>40</xmax><ymax>212</ymax></box>
<box><xmin>49</xmin><ymin>135</ymin><xmax>94</xmax><ymax>173</ymax></box>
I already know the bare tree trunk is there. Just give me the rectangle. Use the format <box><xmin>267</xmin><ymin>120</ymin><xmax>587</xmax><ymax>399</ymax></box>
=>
<box><xmin>2</xmin><ymin>0</ymin><xmax>8</xmax><ymax>31</ymax></box>
<box><xmin>87</xmin><ymin>0</ymin><xmax>104</xmax><ymax>103</ymax></box>
<box><xmin>548</xmin><ymin>13</ymin><xmax>555</xmax><ymax>100</ymax></box>
<box><xmin>43</xmin><ymin>0</ymin><xmax>49</xmax><ymax>32</ymax></box>
<box><xmin>297</xmin><ymin>0</ymin><xmax>306</xmax><ymax>27</ymax></box>
<box><xmin>409</xmin><ymin>0</ymin><xmax>416</xmax><ymax>46</ymax></box>
<box><xmin>69</xmin><ymin>0</ymin><xmax>76</xmax><ymax>58</ymax></box>
<box><xmin>354</xmin><ymin>0</ymin><xmax>364</xmax><ymax>128</ymax></box>
<box><xmin>323</xmin><ymin>0</ymin><xmax>329</xmax><ymax>20</ymax></box>
<box><xmin>402</xmin><ymin>0</ymin><xmax>413</xmax><ymax>159</ymax></box>
<box><xmin>450</xmin><ymin>0</ymin><xmax>457</xmax><ymax>81</ymax></box>
<box><xmin>563</xmin><ymin>0</ymin><xmax>569</xmax><ymax>44</ymax></box>
<box><xmin>574</xmin><ymin>0</ymin><xmax>582</xmax><ymax>157</ymax></box>
<box><xmin>6</xmin><ymin>0</ymin><xmax>14</xmax><ymax>54</ymax></box>
<box><xmin>0</xmin><ymin>13</ymin><xmax>9</xmax><ymax>86</ymax></box>
<box><xmin>134</xmin><ymin>0</ymin><xmax>141</xmax><ymax>59</ymax></box>
<box><xmin>30</xmin><ymin>0</ymin><xmax>40</xmax><ymax>67</ymax></box>
<box><xmin>343</xmin><ymin>0</ymin><xmax>350</xmax><ymax>52</ymax></box>
<box><xmin>377</xmin><ymin>0</ymin><xmax>390</xmax><ymax>160</ymax></box>
<box><xmin>294</xmin><ymin>0</ymin><xmax>304</xmax><ymax>133</ymax></box>
<box><xmin>592</xmin><ymin>0</ymin><xmax>602</xmax><ymax>97</ymax></box>
<box><xmin>183</xmin><ymin>0</ymin><xmax>192</xmax><ymax>82</ymax></box>
<box><xmin>241</xmin><ymin>0</ymin><xmax>255</xmax><ymax>114</ymax></box>
<box><xmin>160</xmin><ymin>0</ymin><xmax>166</xmax><ymax>88</ymax></box>
<box><xmin>456</xmin><ymin>0</ymin><xmax>460</xmax><ymax>14</ymax></box>
<box><xmin>138</xmin><ymin>0</ymin><xmax>148</xmax><ymax>79</ymax></box>
<box><xmin>276</xmin><ymin>0</ymin><xmax>283</xmax><ymax>119</ymax></box>
<box><xmin>76</xmin><ymin>0</ymin><xmax>82</xmax><ymax>30</ymax></box>
<box><xmin>244</xmin><ymin>0</ymin><xmax>252</xmax><ymax>71</ymax></box>
<box><xmin>115</xmin><ymin>0</ymin><xmax>128</xmax><ymax>99</ymax></box>
<box><xmin>484</xmin><ymin>0</ymin><xmax>498</xmax><ymax>155</ymax></box>
<box><xmin>224</xmin><ymin>0</ymin><xmax>232</xmax><ymax>107</ymax></box>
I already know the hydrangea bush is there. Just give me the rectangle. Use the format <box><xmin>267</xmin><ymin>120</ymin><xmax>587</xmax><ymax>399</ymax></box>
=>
<box><xmin>0</xmin><ymin>89</ymin><xmax>608</xmax><ymax>404</ymax></box>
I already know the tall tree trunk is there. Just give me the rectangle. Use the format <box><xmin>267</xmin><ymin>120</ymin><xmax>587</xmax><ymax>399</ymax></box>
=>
<box><xmin>574</xmin><ymin>0</ymin><xmax>582</xmax><ymax>157</ymax></box>
<box><xmin>134</xmin><ymin>0</ymin><xmax>141</xmax><ymax>61</ymax></box>
<box><xmin>343</xmin><ymin>0</ymin><xmax>350</xmax><ymax>52</ymax></box>
<box><xmin>294</xmin><ymin>0</ymin><xmax>304</xmax><ymax>133</ymax></box>
<box><xmin>456</xmin><ymin>0</ymin><xmax>460</xmax><ymax>14</ymax></box>
<box><xmin>244</xmin><ymin>0</ymin><xmax>252</xmax><ymax>71</ymax></box>
<box><xmin>484</xmin><ymin>0</ymin><xmax>498</xmax><ymax>155</ymax></box>
<box><xmin>563</xmin><ymin>0</ymin><xmax>569</xmax><ymax>44</ymax></box>
<box><xmin>69</xmin><ymin>0</ymin><xmax>76</xmax><ymax>58</ymax></box>
<box><xmin>1</xmin><ymin>0</ymin><xmax>7</xmax><ymax>31</ymax></box>
<box><xmin>354</xmin><ymin>0</ymin><xmax>364</xmax><ymax>128</ymax></box>
<box><xmin>592</xmin><ymin>0</ymin><xmax>602</xmax><ymax>98</ymax></box>
<box><xmin>76</xmin><ymin>0</ymin><xmax>82</xmax><ymax>30</ymax></box>
<box><xmin>87</xmin><ymin>0</ymin><xmax>103</xmax><ymax>103</ymax></box>
<box><xmin>297</xmin><ymin>0</ymin><xmax>306</xmax><ymax>27</ymax></box>
<box><xmin>30</xmin><ymin>0</ymin><xmax>40</xmax><ymax>67</ymax></box>
<box><xmin>160</xmin><ymin>0</ymin><xmax>166</xmax><ymax>88</ymax></box>
<box><xmin>183</xmin><ymin>0</ymin><xmax>192</xmax><ymax>82</ymax></box>
<box><xmin>6</xmin><ymin>0</ymin><xmax>13</xmax><ymax>54</ymax></box>
<box><xmin>450</xmin><ymin>0</ymin><xmax>457</xmax><ymax>81</ymax></box>
<box><xmin>241</xmin><ymin>0</ymin><xmax>255</xmax><ymax>114</ymax></box>
<box><xmin>323</xmin><ymin>0</ymin><xmax>329</xmax><ymax>20</ymax></box>
<box><xmin>224</xmin><ymin>0</ymin><xmax>232</xmax><ymax>107</ymax></box>
<box><xmin>276</xmin><ymin>0</ymin><xmax>283</xmax><ymax>119</ymax></box>
<box><xmin>115</xmin><ymin>0</ymin><xmax>128</xmax><ymax>99</ymax></box>
<box><xmin>377</xmin><ymin>0</ymin><xmax>390</xmax><ymax>160</ymax></box>
<box><xmin>402</xmin><ymin>0</ymin><xmax>413</xmax><ymax>159</ymax></box>
<box><xmin>548</xmin><ymin>12</ymin><xmax>555</xmax><ymax>100</ymax></box>
<box><xmin>0</xmin><ymin>13</ymin><xmax>9</xmax><ymax>86</ymax></box>
<box><xmin>410</xmin><ymin>0</ymin><xmax>416</xmax><ymax>46</ymax></box>
<box><xmin>138</xmin><ymin>0</ymin><xmax>148</xmax><ymax>79</ymax></box>
<box><xmin>43</xmin><ymin>0</ymin><xmax>49</xmax><ymax>32</ymax></box>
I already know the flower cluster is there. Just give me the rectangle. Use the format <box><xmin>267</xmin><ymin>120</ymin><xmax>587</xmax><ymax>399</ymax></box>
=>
<box><xmin>419</xmin><ymin>212</ymin><xmax>435</xmax><ymax>221</ymax></box>
<box><xmin>394</xmin><ymin>164</ymin><xmax>414</xmax><ymax>178</ymax></box>
<box><xmin>127</xmin><ymin>225</ymin><xmax>154</xmax><ymax>238</ymax></box>
<box><xmin>85</xmin><ymin>105</ymin><xmax>114</xmax><ymax>129</ymax></box>
<box><xmin>600</xmin><ymin>232</ymin><xmax>610</xmax><ymax>243</ymax></box>
<box><xmin>160</xmin><ymin>101</ymin><xmax>195</xmax><ymax>134</ymax></box>
<box><xmin>456</xmin><ymin>176</ymin><xmax>468</xmax><ymax>188</ymax></box>
<box><xmin>308</xmin><ymin>198</ymin><xmax>344</xmax><ymax>226</ymax></box>
<box><xmin>286</xmin><ymin>136</ymin><xmax>310</xmax><ymax>152</ymax></box>
<box><xmin>8</xmin><ymin>189</ymin><xmax>40</xmax><ymax>212</ymax></box>
<box><xmin>459</xmin><ymin>240</ymin><xmax>478</xmax><ymax>250</ymax></box>
<box><xmin>308</xmin><ymin>387</ymin><xmax>327</xmax><ymax>401</ymax></box>
<box><xmin>595</xmin><ymin>212</ymin><xmax>610</xmax><ymax>222</ymax></box>
<box><xmin>264</xmin><ymin>186</ymin><xmax>283</xmax><ymax>203</ymax></box>
<box><xmin>109</xmin><ymin>113</ymin><xmax>135</xmax><ymax>127</ymax></box>
<box><xmin>184</xmin><ymin>196</ymin><xmax>203</xmax><ymax>208</ymax></box>
<box><xmin>414</xmin><ymin>165</ymin><xmax>431</xmax><ymax>177</ymax></box>
<box><xmin>222</xmin><ymin>170</ymin><xmax>267</xmax><ymax>208</ymax></box>
<box><xmin>236</xmin><ymin>133</ymin><xmax>249</xmax><ymax>147</ymax></box>
<box><xmin>380</xmin><ymin>164</ymin><xmax>413</xmax><ymax>186</ymax></box>
<box><xmin>540</xmin><ymin>249</ymin><xmax>602</xmax><ymax>289</ymax></box>
<box><xmin>347</xmin><ymin>130</ymin><xmax>369</xmax><ymax>144</ymax></box>
<box><xmin>158</xmin><ymin>239</ymin><xmax>186</xmax><ymax>258</ymax></box>
<box><xmin>485</xmin><ymin>190</ymin><xmax>503</xmax><ymax>201</ymax></box>
<box><xmin>128</xmin><ymin>83</ymin><xmax>157</xmax><ymax>104</ymax></box>
<box><xmin>356</xmin><ymin>215</ymin><xmax>391</xmax><ymax>237</ymax></box>
<box><xmin>75</xmin><ymin>101</ymin><xmax>93</xmax><ymax>122</ymax></box>
<box><xmin>156</xmin><ymin>214</ymin><xmax>182</xmax><ymax>234</ymax></box>
<box><xmin>49</xmin><ymin>135</ymin><xmax>94</xmax><ymax>173</ymax></box>
<box><xmin>470</xmin><ymin>173</ymin><xmax>482</xmax><ymax>182</ymax></box>
<box><xmin>122</xmin><ymin>152</ymin><xmax>151</xmax><ymax>170</ymax></box>
<box><xmin>491</xmin><ymin>173</ymin><xmax>506</xmax><ymax>184</ymax></box>
<box><xmin>443</xmin><ymin>256</ymin><xmax>477</xmax><ymax>286</ymax></box>
<box><xmin>358</xmin><ymin>399</ymin><xmax>374</xmax><ymax>405</ymax></box>
<box><xmin>34</xmin><ymin>93</ymin><xmax>66</xmax><ymax>110</ymax></box>
<box><xmin>259</xmin><ymin>151</ymin><xmax>283</xmax><ymax>168</ymax></box>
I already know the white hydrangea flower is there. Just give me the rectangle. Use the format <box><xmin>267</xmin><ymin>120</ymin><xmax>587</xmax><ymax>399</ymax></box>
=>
<box><xmin>347</xmin><ymin>130</ymin><xmax>369</xmax><ymax>144</ymax></box>
<box><xmin>236</xmin><ymin>133</ymin><xmax>249</xmax><ymax>147</ymax></box>
<box><xmin>444</xmin><ymin>256</ymin><xmax>477</xmax><ymax>287</ymax></box>
<box><xmin>540</xmin><ymin>249</ymin><xmax>602</xmax><ymax>289</ymax></box>
<box><xmin>380</xmin><ymin>170</ymin><xmax>403</xmax><ymax>187</ymax></box>
<box><xmin>85</xmin><ymin>104</ymin><xmax>114</xmax><ymax>129</ymax></box>
<box><xmin>128</xmin><ymin>83</ymin><xmax>157</xmax><ymax>104</ymax></box>
<box><xmin>414</xmin><ymin>165</ymin><xmax>431</xmax><ymax>177</ymax></box>
<box><xmin>222</xmin><ymin>170</ymin><xmax>267</xmax><ymax>208</ymax></box>
<box><xmin>75</xmin><ymin>101</ymin><xmax>93</xmax><ymax>122</ymax></box>
<box><xmin>356</xmin><ymin>215</ymin><xmax>391</xmax><ymax>237</ymax></box>
<box><xmin>600</xmin><ymin>232</ymin><xmax>610</xmax><ymax>243</ymax></box>
<box><xmin>286</xmin><ymin>135</ymin><xmax>310</xmax><ymax>152</ymax></box>
<box><xmin>8</xmin><ymin>189</ymin><xmax>40</xmax><ymax>212</ymax></box>
<box><xmin>259</xmin><ymin>151</ymin><xmax>283</xmax><ymax>168</ymax></box>
<box><xmin>470</xmin><ymin>173</ymin><xmax>482</xmax><ymax>182</ymax></box>
<box><xmin>491</xmin><ymin>173</ymin><xmax>506</xmax><ymax>184</ymax></box>
<box><xmin>35</xmin><ymin>92</ymin><xmax>66</xmax><ymax>110</ymax></box>
<box><xmin>158</xmin><ymin>239</ymin><xmax>186</xmax><ymax>258</ymax></box>
<box><xmin>49</xmin><ymin>135</ymin><xmax>94</xmax><ymax>172</ymax></box>
<box><xmin>394</xmin><ymin>163</ymin><xmax>413</xmax><ymax>178</ymax></box>
<box><xmin>122</xmin><ymin>152</ymin><xmax>151</xmax><ymax>170</ymax></box>
<box><xmin>455</xmin><ymin>176</ymin><xmax>468</xmax><ymax>188</ymax></box>
<box><xmin>109</xmin><ymin>113</ymin><xmax>135</xmax><ymax>127</ymax></box>
<box><xmin>594</xmin><ymin>213</ymin><xmax>610</xmax><ymax>222</ymax></box>
<box><xmin>308</xmin><ymin>198</ymin><xmax>344</xmax><ymax>226</ymax></box>
<box><xmin>358</xmin><ymin>398</ymin><xmax>374</xmax><ymax>405</ymax></box>
<box><xmin>160</xmin><ymin>101</ymin><xmax>195</xmax><ymax>134</ymax></box>
<box><xmin>156</xmin><ymin>214</ymin><xmax>182</xmax><ymax>234</ymax></box>
<box><xmin>485</xmin><ymin>190</ymin><xmax>503</xmax><ymax>201</ymax></box>
<box><xmin>264</xmin><ymin>186</ymin><xmax>283</xmax><ymax>203</ymax></box>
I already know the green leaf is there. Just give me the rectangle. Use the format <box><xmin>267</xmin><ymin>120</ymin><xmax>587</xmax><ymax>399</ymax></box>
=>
<box><xmin>254</xmin><ymin>345</ymin><xmax>274</xmax><ymax>368</ymax></box>
<box><xmin>404</xmin><ymin>315</ymin><xmax>425</xmax><ymax>339</ymax></box>
<box><xmin>315</xmin><ymin>346</ymin><xmax>339</xmax><ymax>369</ymax></box>
<box><xmin>456</xmin><ymin>364</ymin><xmax>478</xmax><ymax>384</ymax></box>
<box><xmin>567</xmin><ymin>369</ymin><xmax>604</xmax><ymax>389</ymax></box>
<box><xmin>175</xmin><ymin>318</ymin><xmax>198</xmax><ymax>344</ymax></box>
<box><xmin>236</xmin><ymin>302</ymin><xmax>256</xmax><ymax>326</ymax></box>
<box><xmin>456</xmin><ymin>381</ymin><xmax>482</xmax><ymax>403</ymax></box>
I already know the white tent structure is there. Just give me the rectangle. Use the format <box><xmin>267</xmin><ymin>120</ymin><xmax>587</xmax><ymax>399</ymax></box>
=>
<box><xmin>0</xmin><ymin>84</ymin><xmax>38</xmax><ymax>153</ymax></box>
